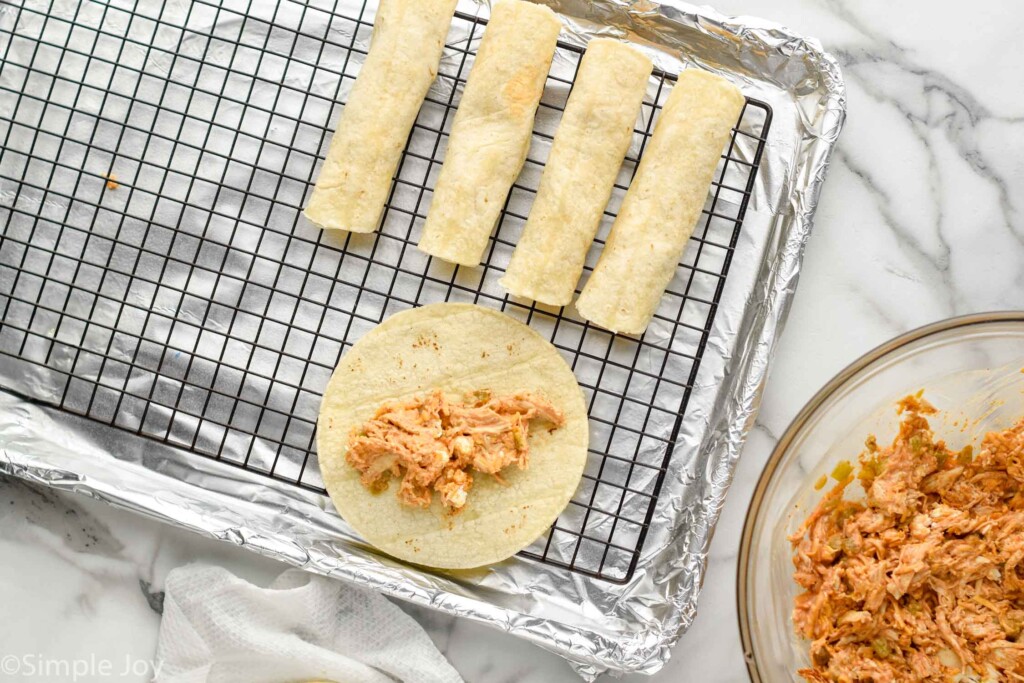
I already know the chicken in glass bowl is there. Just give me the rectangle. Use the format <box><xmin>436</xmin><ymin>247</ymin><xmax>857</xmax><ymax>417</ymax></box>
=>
<box><xmin>739</xmin><ymin>313</ymin><xmax>1024</xmax><ymax>682</ymax></box>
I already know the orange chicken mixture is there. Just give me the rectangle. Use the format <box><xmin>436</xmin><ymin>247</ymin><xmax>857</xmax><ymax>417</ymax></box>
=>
<box><xmin>792</xmin><ymin>395</ymin><xmax>1024</xmax><ymax>682</ymax></box>
<box><xmin>346</xmin><ymin>390</ymin><xmax>564</xmax><ymax>512</ymax></box>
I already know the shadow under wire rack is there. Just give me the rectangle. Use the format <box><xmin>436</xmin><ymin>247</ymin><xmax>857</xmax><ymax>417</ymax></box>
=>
<box><xmin>0</xmin><ymin>0</ymin><xmax>771</xmax><ymax>583</ymax></box>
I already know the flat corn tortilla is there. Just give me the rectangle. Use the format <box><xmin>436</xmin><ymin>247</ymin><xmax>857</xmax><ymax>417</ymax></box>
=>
<box><xmin>317</xmin><ymin>303</ymin><xmax>588</xmax><ymax>568</ymax></box>
<box><xmin>574</xmin><ymin>69</ymin><xmax>745</xmax><ymax>335</ymax></box>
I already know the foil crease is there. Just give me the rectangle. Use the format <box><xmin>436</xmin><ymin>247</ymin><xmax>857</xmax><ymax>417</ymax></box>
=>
<box><xmin>0</xmin><ymin>0</ymin><xmax>845</xmax><ymax>677</ymax></box>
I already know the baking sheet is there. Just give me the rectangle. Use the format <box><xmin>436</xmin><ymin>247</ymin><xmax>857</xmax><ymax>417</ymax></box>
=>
<box><xmin>0</xmin><ymin>0</ymin><xmax>845</xmax><ymax>677</ymax></box>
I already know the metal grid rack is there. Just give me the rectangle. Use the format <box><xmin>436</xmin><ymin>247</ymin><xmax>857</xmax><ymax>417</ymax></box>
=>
<box><xmin>0</xmin><ymin>0</ymin><xmax>770</xmax><ymax>583</ymax></box>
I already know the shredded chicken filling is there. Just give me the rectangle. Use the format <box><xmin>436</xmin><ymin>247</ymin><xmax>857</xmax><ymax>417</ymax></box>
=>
<box><xmin>346</xmin><ymin>390</ymin><xmax>564</xmax><ymax>512</ymax></box>
<box><xmin>791</xmin><ymin>394</ymin><xmax>1024</xmax><ymax>682</ymax></box>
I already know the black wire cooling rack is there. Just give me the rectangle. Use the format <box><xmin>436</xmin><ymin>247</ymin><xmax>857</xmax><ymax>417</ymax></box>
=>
<box><xmin>0</xmin><ymin>0</ymin><xmax>770</xmax><ymax>583</ymax></box>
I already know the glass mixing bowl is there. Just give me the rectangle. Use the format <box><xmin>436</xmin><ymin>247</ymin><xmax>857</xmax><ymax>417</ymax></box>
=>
<box><xmin>738</xmin><ymin>312</ymin><xmax>1024</xmax><ymax>682</ymax></box>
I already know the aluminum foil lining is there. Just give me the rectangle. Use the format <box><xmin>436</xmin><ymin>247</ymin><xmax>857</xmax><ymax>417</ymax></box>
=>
<box><xmin>0</xmin><ymin>0</ymin><xmax>845</xmax><ymax>678</ymax></box>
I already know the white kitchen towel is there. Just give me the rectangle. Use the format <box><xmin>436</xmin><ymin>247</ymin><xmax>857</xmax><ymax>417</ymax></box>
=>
<box><xmin>155</xmin><ymin>564</ymin><xmax>464</xmax><ymax>683</ymax></box>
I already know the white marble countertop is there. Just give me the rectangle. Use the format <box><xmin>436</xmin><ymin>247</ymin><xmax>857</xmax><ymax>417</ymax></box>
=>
<box><xmin>2</xmin><ymin>1</ymin><xmax>1022</xmax><ymax>681</ymax></box>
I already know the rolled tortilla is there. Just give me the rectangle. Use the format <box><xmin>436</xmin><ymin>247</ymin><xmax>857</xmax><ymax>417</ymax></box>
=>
<box><xmin>498</xmin><ymin>38</ymin><xmax>652</xmax><ymax>306</ymax></box>
<box><xmin>418</xmin><ymin>0</ymin><xmax>561</xmax><ymax>266</ymax></box>
<box><xmin>574</xmin><ymin>70</ymin><xmax>745</xmax><ymax>335</ymax></box>
<box><xmin>304</xmin><ymin>0</ymin><xmax>458</xmax><ymax>233</ymax></box>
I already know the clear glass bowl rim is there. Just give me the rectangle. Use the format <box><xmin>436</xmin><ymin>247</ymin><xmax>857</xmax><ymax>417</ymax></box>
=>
<box><xmin>736</xmin><ymin>310</ymin><xmax>1024</xmax><ymax>683</ymax></box>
